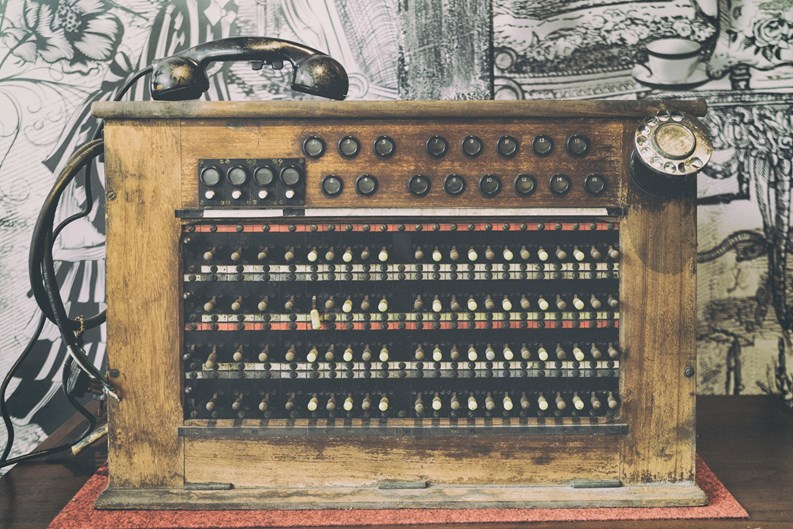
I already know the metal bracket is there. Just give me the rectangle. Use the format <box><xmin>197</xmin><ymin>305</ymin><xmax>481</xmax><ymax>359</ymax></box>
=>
<box><xmin>571</xmin><ymin>479</ymin><xmax>622</xmax><ymax>489</ymax></box>
<box><xmin>378</xmin><ymin>480</ymin><xmax>429</xmax><ymax>490</ymax></box>
<box><xmin>184</xmin><ymin>482</ymin><xmax>234</xmax><ymax>491</ymax></box>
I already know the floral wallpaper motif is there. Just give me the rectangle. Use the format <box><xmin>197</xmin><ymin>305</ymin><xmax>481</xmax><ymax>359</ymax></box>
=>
<box><xmin>709</xmin><ymin>0</ymin><xmax>793</xmax><ymax>77</ymax></box>
<box><xmin>745</xmin><ymin>15</ymin><xmax>793</xmax><ymax>62</ymax></box>
<box><xmin>4</xmin><ymin>0</ymin><xmax>123</xmax><ymax>68</ymax></box>
<box><xmin>690</xmin><ymin>93</ymin><xmax>793</xmax><ymax>402</ymax></box>
<box><xmin>0</xmin><ymin>0</ymin><xmax>398</xmax><ymax>470</ymax></box>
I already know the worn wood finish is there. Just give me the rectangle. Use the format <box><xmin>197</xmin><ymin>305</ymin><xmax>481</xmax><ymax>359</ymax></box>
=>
<box><xmin>398</xmin><ymin>0</ymin><xmax>492</xmax><ymax>100</ymax></box>
<box><xmin>94</xmin><ymin>481</ymin><xmax>707</xmax><ymax>511</ymax></box>
<box><xmin>104</xmin><ymin>120</ymin><xmax>184</xmax><ymax>488</ymax></box>
<box><xmin>10</xmin><ymin>397</ymin><xmax>791</xmax><ymax>528</ymax></box>
<box><xmin>179</xmin><ymin>119</ymin><xmax>623</xmax><ymax>209</ymax></box>
<box><xmin>618</xmin><ymin>121</ymin><xmax>698</xmax><ymax>484</ymax></box>
<box><xmin>96</xmin><ymin>100</ymin><xmax>701</xmax><ymax>510</ymax></box>
<box><xmin>183</xmin><ymin>435</ymin><xmax>619</xmax><ymax>488</ymax></box>
<box><xmin>92</xmin><ymin>100</ymin><xmax>708</xmax><ymax>120</ymax></box>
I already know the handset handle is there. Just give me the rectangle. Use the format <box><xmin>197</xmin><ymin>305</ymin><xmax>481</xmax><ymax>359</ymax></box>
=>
<box><xmin>150</xmin><ymin>36</ymin><xmax>349</xmax><ymax>101</ymax></box>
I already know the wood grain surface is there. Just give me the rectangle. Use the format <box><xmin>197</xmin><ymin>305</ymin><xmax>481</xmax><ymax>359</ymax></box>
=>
<box><xmin>618</xmin><ymin>122</ymin><xmax>698</xmax><ymax>484</ymax></box>
<box><xmin>97</xmin><ymin>101</ymin><xmax>699</xmax><ymax>508</ymax></box>
<box><xmin>92</xmin><ymin>100</ymin><xmax>708</xmax><ymax>120</ymax></box>
<box><xmin>104</xmin><ymin>120</ymin><xmax>184</xmax><ymax>488</ymax></box>
<box><xmin>95</xmin><ymin>481</ymin><xmax>707</xmax><ymax>510</ymax></box>
<box><xmin>183</xmin><ymin>435</ymin><xmax>619</xmax><ymax>488</ymax></box>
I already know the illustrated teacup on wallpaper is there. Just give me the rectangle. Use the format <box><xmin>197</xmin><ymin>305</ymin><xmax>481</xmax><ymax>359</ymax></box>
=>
<box><xmin>642</xmin><ymin>38</ymin><xmax>702</xmax><ymax>83</ymax></box>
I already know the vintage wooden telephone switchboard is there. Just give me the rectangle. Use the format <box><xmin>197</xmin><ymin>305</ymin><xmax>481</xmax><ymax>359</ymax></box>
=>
<box><xmin>92</xmin><ymin>95</ymin><xmax>710</xmax><ymax>509</ymax></box>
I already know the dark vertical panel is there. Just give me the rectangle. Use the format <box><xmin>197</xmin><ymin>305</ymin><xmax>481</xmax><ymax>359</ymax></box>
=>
<box><xmin>398</xmin><ymin>0</ymin><xmax>492</xmax><ymax>100</ymax></box>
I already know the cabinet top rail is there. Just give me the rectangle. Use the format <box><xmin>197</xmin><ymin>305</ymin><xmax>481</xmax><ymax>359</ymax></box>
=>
<box><xmin>93</xmin><ymin>99</ymin><xmax>707</xmax><ymax>120</ymax></box>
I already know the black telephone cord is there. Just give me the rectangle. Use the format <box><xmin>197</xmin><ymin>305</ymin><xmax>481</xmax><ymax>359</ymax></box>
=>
<box><xmin>30</xmin><ymin>139</ymin><xmax>112</xmax><ymax>388</ymax></box>
<box><xmin>1</xmin><ymin>140</ymin><xmax>108</xmax><ymax>469</ymax></box>
<box><xmin>1</xmin><ymin>355</ymin><xmax>97</xmax><ymax>468</ymax></box>
<box><xmin>27</xmin><ymin>66</ymin><xmax>152</xmax><ymax>333</ymax></box>
<box><xmin>1</xmin><ymin>67</ymin><xmax>151</xmax><ymax>469</ymax></box>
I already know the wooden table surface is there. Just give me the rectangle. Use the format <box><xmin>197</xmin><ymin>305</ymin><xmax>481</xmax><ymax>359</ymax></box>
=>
<box><xmin>0</xmin><ymin>395</ymin><xmax>791</xmax><ymax>529</ymax></box>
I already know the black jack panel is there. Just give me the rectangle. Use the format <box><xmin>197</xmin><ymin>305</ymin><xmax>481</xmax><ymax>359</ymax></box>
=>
<box><xmin>181</xmin><ymin>220</ymin><xmax>621</xmax><ymax>422</ymax></box>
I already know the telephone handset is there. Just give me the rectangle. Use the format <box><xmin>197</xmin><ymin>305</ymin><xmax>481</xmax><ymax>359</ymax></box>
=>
<box><xmin>150</xmin><ymin>36</ymin><xmax>349</xmax><ymax>101</ymax></box>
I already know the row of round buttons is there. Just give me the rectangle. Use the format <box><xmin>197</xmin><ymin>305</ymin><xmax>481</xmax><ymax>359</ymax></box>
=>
<box><xmin>201</xmin><ymin>164</ymin><xmax>303</xmax><ymax>188</ymax></box>
<box><xmin>303</xmin><ymin>134</ymin><xmax>590</xmax><ymax>160</ymax></box>
<box><xmin>321</xmin><ymin>173</ymin><xmax>607</xmax><ymax>197</ymax></box>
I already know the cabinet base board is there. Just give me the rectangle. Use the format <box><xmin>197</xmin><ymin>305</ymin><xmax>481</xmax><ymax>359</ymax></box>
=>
<box><xmin>95</xmin><ymin>482</ymin><xmax>707</xmax><ymax>510</ymax></box>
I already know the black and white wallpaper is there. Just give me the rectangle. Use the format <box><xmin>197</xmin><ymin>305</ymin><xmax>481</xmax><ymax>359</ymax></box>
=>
<box><xmin>0</xmin><ymin>0</ymin><xmax>792</xmax><ymax>465</ymax></box>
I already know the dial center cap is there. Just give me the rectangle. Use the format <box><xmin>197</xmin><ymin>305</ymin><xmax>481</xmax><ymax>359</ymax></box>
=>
<box><xmin>654</xmin><ymin>123</ymin><xmax>696</xmax><ymax>159</ymax></box>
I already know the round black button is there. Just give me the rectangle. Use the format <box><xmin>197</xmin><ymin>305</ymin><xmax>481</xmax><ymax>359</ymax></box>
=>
<box><xmin>584</xmin><ymin>174</ymin><xmax>607</xmax><ymax>195</ymax></box>
<box><xmin>321</xmin><ymin>175</ymin><xmax>343</xmax><ymax>197</ymax></box>
<box><xmin>302</xmin><ymin>136</ymin><xmax>325</xmax><ymax>158</ymax></box>
<box><xmin>566</xmin><ymin>134</ymin><xmax>590</xmax><ymax>156</ymax></box>
<box><xmin>279</xmin><ymin>164</ymin><xmax>303</xmax><ymax>186</ymax></box>
<box><xmin>356</xmin><ymin>174</ymin><xmax>378</xmax><ymax>196</ymax></box>
<box><xmin>426</xmin><ymin>135</ymin><xmax>448</xmax><ymax>158</ymax></box>
<box><xmin>227</xmin><ymin>166</ymin><xmax>249</xmax><ymax>186</ymax></box>
<box><xmin>408</xmin><ymin>174</ymin><xmax>431</xmax><ymax>196</ymax></box>
<box><xmin>200</xmin><ymin>166</ymin><xmax>222</xmax><ymax>187</ymax></box>
<box><xmin>479</xmin><ymin>174</ymin><xmax>502</xmax><ymax>197</ymax></box>
<box><xmin>514</xmin><ymin>173</ymin><xmax>537</xmax><ymax>196</ymax></box>
<box><xmin>532</xmin><ymin>135</ymin><xmax>554</xmax><ymax>156</ymax></box>
<box><xmin>338</xmin><ymin>136</ymin><xmax>360</xmax><ymax>158</ymax></box>
<box><xmin>374</xmin><ymin>136</ymin><xmax>396</xmax><ymax>158</ymax></box>
<box><xmin>253</xmin><ymin>165</ymin><xmax>275</xmax><ymax>186</ymax></box>
<box><xmin>549</xmin><ymin>174</ymin><xmax>571</xmax><ymax>195</ymax></box>
<box><xmin>444</xmin><ymin>174</ymin><xmax>466</xmax><ymax>195</ymax></box>
<box><xmin>497</xmin><ymin>136</ymin><xmax>519</xmax><ymax>158</ymax></box>
<box><xmin>462</xmin><ymin>135</ymin><xmax>483</xmax><ymax>157</ymax></box>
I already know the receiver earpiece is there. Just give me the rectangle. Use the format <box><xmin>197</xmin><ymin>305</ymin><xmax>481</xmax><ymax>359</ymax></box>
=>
<box><xmin>150</xmin><ymin>56</ymin><xmax>209</xmax><ymax>101</ymax></box>
<box><xmin>150</xmin><ymin>36</ymin><xmax>349</xmax><ymax>101</ymax></box>
<box><xmin>290</xmin><ymin>53</ymin><xmax>348</xmax><ymax>100</ymax></box>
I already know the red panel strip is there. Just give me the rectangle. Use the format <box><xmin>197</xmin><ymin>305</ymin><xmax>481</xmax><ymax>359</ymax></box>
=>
<box><xmin>188</xmin><ymin>221</ymin><xmax>618</xmax><ymax>234</ymax></box>
<box><xmin>186</xmin><ymin>320</ymin><xmax>619</xmax><ymax>332</ymax></box>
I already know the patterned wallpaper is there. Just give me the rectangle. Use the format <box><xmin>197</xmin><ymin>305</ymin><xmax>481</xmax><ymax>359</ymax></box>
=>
<box><xmin>0</xmin><ymin>0</ymin><xmax>792</xmax><ymax>464</ymax></box>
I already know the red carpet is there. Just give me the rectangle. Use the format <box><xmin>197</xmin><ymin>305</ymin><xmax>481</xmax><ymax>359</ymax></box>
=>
<box><xmin>48</xmin><ymin>456</ymin><xmax>746</xmax><ymax>528</ymax></box>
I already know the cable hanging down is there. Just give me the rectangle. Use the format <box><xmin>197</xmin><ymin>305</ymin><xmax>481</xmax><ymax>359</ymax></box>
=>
<box><xmin>0</xmin><ymin>68</ymin><xmax>153</xmax><ymax>469</ymax></box>
<box><xmin>29</xmin><ymin>138</ymin><xmax>117</xmax><ymax>398</ymax></box>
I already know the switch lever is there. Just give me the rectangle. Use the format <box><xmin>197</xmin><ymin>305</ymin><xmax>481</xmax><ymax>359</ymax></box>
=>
<box><xmin>309</xmin><ymin>295</ymin><xmax>321</xmax><ymax>330</ymax></box>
